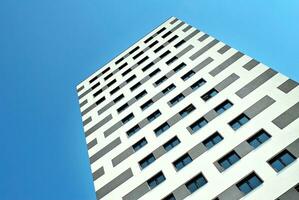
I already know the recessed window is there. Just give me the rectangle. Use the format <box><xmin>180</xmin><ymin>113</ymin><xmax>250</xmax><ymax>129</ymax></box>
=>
<box><xmin>191</xmin><ymin>78</ymin><xmax>206</xmax><ymax>90</ymax></box>
<box><xmin>135</xmin><ymin>90</ymin><xmax>147</xmax><ymax>100</ymax></box>
<box><xmin>93</xmin><ymin>89</ymin><xmax>102</xmax><ymax>97</ymax></box>
<box><xmin>247</xmin><ymin>130</ymin><xmax>271</xmax><ymax>149</ymax></box>
<box><xmin>268</xmin><ymin>150</ymin><xmax>296</xmax><ymax>172</ymax></box>
<box><xmin>162</xmin><ymin>193</ymin><xmax>176</xmax><ymax>200</ymax></box>
<box><xmin>218</xmin><ymin>151</ymin><xmax>240</xmax><ymax>170</ymax></box>
<box><xmin>162</xmin><ymin>31</ymin><xmax>172</xmax><ymax>38</ymax></box>
<box><xmin>174</xmin><ymin>40</ymin><xmax>186</xmax><ymax>48</ymax></box>
<box><xmin>166</xmin><ymin>56</ymin><xmax>178</xmax><ymax>65</ymax></box>
<box><xmin>133</xmin><ymin>51</ymin><xmax>144</xmax><ymax>60</ymax></box>
<box><xmin>173</xmin><ymin>62</ymin><xmax>186</xmax><ymax>72</ymax></box>
<box><xmin>91</xmin><ymin>82</ymin><xmax>100</xmax><ymax>90</ymax></box>
<box><xmin>163</xmin><ymin>136</ymin><xmax>180</xmax><ymax>152</ymax></box>
<box><xmin>168</xmin><ymin>35</ymin><xmax>178</xmax><ymax>43</ymax></box>
<box><xmin>129</xmin><ymin>46</ymin><xmax>140</xmax><ymax>54</ymax></box>
<box><xmin>122</xmin><ymin>68</ymin><xmax>132</xmax><ymax>77</ymax></box>
<box><xmin>148</xmin><ymin>40</ymin><xmax>158</xmax><ymax>48</ymax></box>
<box><xmin>118</xmin><ymin>62</ymin><xmax>128</xmax><ymax>70</ymax></box>
<box><xmin>126</xmin><ymin>124</ymin><xmax>141</xmax><ymax>137</ymax></box>
<box><xmin>147</xmin><ymin>110</ymin><xmax>161</xmax><ymax>122</ymax></box>
<box><xmin>104</xmin><ymin>72</ymin><xmax>113</xmax><ymax>81</ymax></box>
<box><xmin>126</xmin><ymin>75</ymin><xmax>136</xmax><ymax>84</ymax></box>
<box><xmin>132</xmin><ymin>138</ymin><xmax>147</xmax><ymax>151</ymax></box>
<box><xmin>295</xmin><ymin>184</ymin><xmax>299</xmax><ymax>192</ymax></box>
<box><xmin>121</xmin><ymin>113</ymin><xmax>134</xmax><ymax>124</ymax></box>
<box><xmin>162</xmin><ymin>84</ymin><xmax>176</xmax><ymax>95</ymax></box>
<box><xmin>144</xmin><ymin>36</ymin><xmax>153</xmax><ymax>44</ymax></box>
<box><xmin>130</xmin><ymin>82</ymin><xmax>141</xmax><ymax>91</ymax></box>
<box><xmin>173</xmin><ymin>153</ymin><xmax>192</xmax><ymax>171</ymax></box>
<box><xmin>179</xmin><ymin>104</ymin><xmax>196</xmax><ymax>118</ymax></box>
<box><xmin>95</xmin><ymin>96</ymin><xmax>105</xmax><ymax>105</ymax></box>
<box><xmin>89</xmin><ymin>76</ymin><xmax>98</xmax><ymax>84</ymax></box>
<box><xmin>101</xmin><ymin>67</ymin><xmax>110</xmax><ymax>74</ymax></box>
<box><xmin>154</xmin><ymin>45</ymin><xmax>164</xmax><ymax>53</ymax></box>
<box><xmin>142</xmin><ymin>62</ymin><xmax>154</xmax><ymax>72</ymax></box>
<box><xmin>147</xmin><ymin>171</ymin><xmax>166</xmax><ymax>189</ymax></box>
<box><xmin>169</xmin><ymin>93</ymin><xmax>185</xmax><ymax>106</ymax></box>
<box><xmin>190</xmin><ymin>117</ymin><xmax>208</xmax><ymax>133</ymax></box>
<box><xmin>141</xmin><ymin>99</ymin><xmax>154</xmax><ymax>110</ymax></box>
<box><xmin>110</xmin><ymin>86</ymin><xmax>120</xmax><ymax>95</ymax></box>
<box><xmin>139</xmin><ymin>153</ymin><xmax>156</xmax><ymax>169</ymax></box>
<box><xmin>229</xmin><ymin>114</ymin><xmax>250</xmax><ymax>130</ymax></box>
<box><xmin>137</xmin><ymin>56</ymin><xmax>149</xmax><ymax>65</ymax></box>
<box><xmin>149</xmin><ymin>68</ymin><xmax>161</xmax><ymax>77</ymax></box>
<box><xmin>201</xmin><ymin>88</ymin><xmax>218</xmax><ymax>101</ymax></box>
<box><xmin>181</xmin><ymin>70</ymin><xmax>195</xmax><ymax>81</ymax></box>
<box><xmin>107</xmin><ymin>79</ymin><xmax>116</xmax><ymax>87</ymax></box>
<box><xmin>203</xmin><ymin>132</ymin><xmax>223</xmax><ymax>149</ymax></box>
<box><xmin>117</xmin><ymin>103</ymin><xmax>129</xmax><ymax>113</ymax></box>
<box><xmin>185</xmin><ymin>173</ymin><xmax>207</xmax><ymax>193</ymax></box>
<box><xmin>113</xmin><ymin>94</ymin><xmax>124</xmax><ymax>103</ymax></box>
<box><xmin>155</xmin><ymin>76</ymin><xmax>168</xmax><ymax>86</ymax></box>
<box><xmin>214</xmin><ymin>100</ymin><xmax>233</xmax><ymax>114</ymax></box>
<box><xmin>154</xmin><ymin>122</ymin><xmax>170</xmax><ymax>136</ymax></box>
<box><xmin>237</xmin><ymin>172</ymin><xmax>263</xmax><ymax>195</ymax></box>
<box><xmin>156</xmin><ymin>27</ymin><xmax>166</xmax><ymax>34</ymax></box>
<box><xmin>115</xmin><ymin>57</ymin><xmax>124</xmax><ymax>65</ymax></box>
<box><xmin>160</xmin><ymin>50</ymin><xmax>171</xmax><ymax>59</ymax></box>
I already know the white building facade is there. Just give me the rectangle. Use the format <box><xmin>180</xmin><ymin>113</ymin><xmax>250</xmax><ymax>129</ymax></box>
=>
<box><xmin>76</xmin><ymin>17</ymin><xmax>299</xmax><ymax>200</ymax></box>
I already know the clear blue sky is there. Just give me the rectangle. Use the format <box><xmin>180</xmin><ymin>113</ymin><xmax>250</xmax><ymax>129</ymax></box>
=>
<box><xmin>0</xmin><ymin>0</ymin><xmax>298</xmax><ymax>200</ymax></box>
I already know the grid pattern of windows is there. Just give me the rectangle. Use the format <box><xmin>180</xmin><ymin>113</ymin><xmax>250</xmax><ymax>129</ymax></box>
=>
<box><xmin>185</xmin><ymin>173</ymin><xmax>207</xmax><ymax>193</ymax></box>
<box><xmin>247</xmin><ymin>130</ymin><xmax>271</xmax><ymax>149</ymax></box>
<box><xmin>163</xmin><ymin>136</ymin><xmax>180</xmax><ymax>152</ymax></box>
<box><xmin>173</xmin><ymin>153</ymin><xmax>193</xmax><ymax>171</ymax></box>
<box><xmin>268</xmin><ymin>150</ymin><xmax>296</xmax><ymax>172</ymax></box>
<box><xmin>237</xmin><ymin>173</ymin><xmax>263</xmax><ymax>195</ymax></box>
<box><xmin>218</xmin><ymin>151</ymin><xmax>240</xmax><ymax>170</ymax></box>
<box><xmin>229</xmin><ymin>114</ymin><xmax>250</xmax><ymax>130</ymax></box>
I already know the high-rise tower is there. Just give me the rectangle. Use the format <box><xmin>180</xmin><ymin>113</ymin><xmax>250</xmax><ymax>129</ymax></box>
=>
<box><xmin>76</xmin><ymin>17</ymin><xmax>299</xmax><ymax>200</ymax></box>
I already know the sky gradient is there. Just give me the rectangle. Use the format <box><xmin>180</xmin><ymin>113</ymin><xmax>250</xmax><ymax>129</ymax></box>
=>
<box><xmin>0</xmin><ymin>0</ymin><xmax>298</xmax><ymax>200</ymax></box>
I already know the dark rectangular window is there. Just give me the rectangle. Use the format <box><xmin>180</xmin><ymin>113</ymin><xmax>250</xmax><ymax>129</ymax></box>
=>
<box><xmin>144</xmin><ymin>36</ymin><xmax>153</xmax><ymax>44</ymax></box>
<box><xmin>170</xmin><ymin>93</ymin><xmax>185</xmax><ymax>106</ymax></box>
<box><xmin>166</xmin><ymin>56</ymin><xmax>178</xmax><ymax>65</ymax></box>
<box><xmin>110</xmin><ymin>86</ymin><xmax>120</xmax><ymax>95</ymax></box>
<box><xmin>117</xmin><ymin>103</ymin><xmax>129</xmax><ymax>113</ymax></box>
<box><xmin>294</xmin><ymin>184</ymin><xmax>299</xmax><ymax>192</ymax></box>
<box><xmin>126</xmin><ymin>124</ymin><xmax>141</xmax><ymax>137</ymax></box>
<box><xmin>129</xmin><ymin>46</ymin><xmax>140</xmax><ymax>54</ymax></box>
<box><xmin>101</xmin><ymin>67</ymin><xmax>110</xmax><ymax>74</ymax></box>
<box><xmin>149</xmin><ymin>68</ymin><xmax>161</xmax><ymax>77</ymax></box>
<box><xmin>160</xmin><ymin>50</ymin><xmax>171</xmax><ymax>59</ymax></box>
<box><xmin>142</xmin><ymin>62</ymin><xmax>154</xmax><ymax>72</ymax></box>
<box><xmin>126</xmin><ymin>75</ymin><xmax>136</xmax><ymax>84</ymax></box>
<box><xmin>115</xmin><ymin>57</ymin><xmax>124</xmax><ymax>65</ymax></box>
<box><xmin>237</xmin><ymin>172</ymin><xmax>263</xmax><ymax>195</ymax></box>
<box><xmin>179</xmin><ymin>104</ymin><xmax>196</xmax><ymax>118</ymax></box>
<box><xmin>147</xmin><ymin>172</ymin><xmax>165</xmax><ymax>189</ymax></box>
<box><xmin>268</xmin><ymin>150</ymin><xmax>296</xmax><ymax>172</ymax></box>
<box><xmin>168</xmin><ymin>35</ymin><xmax>178</xmax><ymax>43</ymax></box>
<box><xmin>181</xmin><ymin>70</ymin><xmax>195</xmax><ymax>81</ymax></box>
<box><xmin>247</xmin><ymin>130</ymin><xmax>271</xmax><ymax>149</ymax></box>
<box><xmin>149</xmin><ymin>40</ymin><xmax>158</xmax><ymax>48</ymax></box>
<box><xmin>190</xmin><ymin>117</ymin><xmax>208</xmax><ymax>133</ymax></box>
<box><xmin>162</xmin><ymin>31</ymin><xmax>172</xmax><ymax>38</ymax></box>
<box><xmin>154</xmin><ymin>45</ymin><xmax>164</xmax><ymax>53</ymax></box>
<box><xmin>191</xmin><ymin>78</ymin><xmax>206</xmax><ymax>90</ymax></box>
<box><xmin>174</xmin><ymin>40</ymin><xmax>186</xmax><ymax>48</ymax></box>
<box><xmin>118</xmin><ymin>62</ymin><xmax>128</xmax><ymax>70</ymax></box>
<box><xmin>113</xmin><ymin>94</ymin><xmax>124</xmax><ymax>103</ymax></box>
<box><xmin>203</xmin><ymin>132</ymin><xmax>223</xmax><ymax>149</ymax></box>
<box><xmin>89</xmin><ymin>76</ymin><xmax>98</xmax><ymax>84</ymax></box>
<box><xmin>104</xmin><ymin>72</ymin><xmax>113</xmax><ymax>81</ymax></box>
<box><xmin>229</xmin><ymin>114</ymin><xmax>250</xmax><ymax>130</ymax></box>
<box><xmin>186</xmin><ymin>173</ymin><xmax>207</xmax><ymax>193</ymax></box>
<box><xmin>218</xmin><ymin>151</ymin><xmax>240</xmax><ymax>170</ymax></box>
<box><xmin>141</xmin><ymin>99</ymin><xmax>154</xmax><ymax>110</ymax></box>
<box><xmin>132</xmin><ymin>138</ymin><xmax>147</xmax><ymax>151</ymax></box>
<box><xmin>107</xmin><ymin>79</ymin><xmax>116</xmax><ymax>87</ymax></box>
<box><xmin>130</xmin><ymin>82</ymin><xmax>141</xmax><ymax>91</ymax></box>
<box><xmin>95</xmin><ymin>96</ymin><xmax>106</xmax><ymax>105</ymax></box>
<box><xmin>162</xmin><ymin>194</ymin><xmax>176</xmax><ymax>200</ymax></box>
<box><xmin>147</xmin><ymin>110</ymin><xmax>161</xmax><ymax>122</ymax></box>
<box><xmin>214</xmin><ymin>100</ymin><xmax>233</xmax><ymax>114</ymax></box>
<box><xmin>139</xmin><ymin>153</ymin><xmax>156</xmax><ymax>169</ymax></box>
<box><xmin>133</xmin><ymin>51</ymin><xmax>144</xmax><ymax>60</ymax></box>
<box><xmin>154</xmin><ymin>122</ymin><xmax>170</xmax><ymax>136</ymax></box>
<box><xmin>201</xmin><ymin>88</ymin><xmax>218</xmax><ymax>101</ymax></box>
<box><xmin>91</xmin><ymin>82</ymin><xmax>100</xmax><ymax>90</ymax></box>
<box><xmin>163</xmin><ymin>136</ymin><xmax>180</xmax><ymax>152</ymax></box>
<box><xmin>173</xmin><ymin>153</ymin><xmax>192</xmax><ymax>171</ymax></box>
<box><xmin>155</xmin><ymin>76</ymin><xmax>168</xmax><ymax>86</ymax></box>
<box><xmin>93</xmin><ymin>89</ymin><xmax>102</xmax><ymax>97</ymax></box>
<box><xmin>156</xmin><ymin>27</ymin><xmax>166</xmax><ymax>34</ymax></box>
<box><xmin>162</xmin><ymin>84</ymin><xmax>176</xmax><ymax>94</ymax></box>
<box><xmin>135</xmin><ymin>90</ymin><xmax>147</xmax><ymax>100</ymax></box>
<box><xmin>137</xmin><ymin>56</ymin><xmax>149</xmax><ymax>65</ymax></box>
<box><xmin>173</xmin><ymin>62</ymin><xmax>186</xmax><ymax>72</ymax></box>
<box><xmin>122</xmin><ymin>68</ymin><xmax>132</xmax><ymax>77</ymax></box>
<box><xmin>121</xmin><ymin>113</ymin><xmax>134</xmax><ymax>124</ymax></box>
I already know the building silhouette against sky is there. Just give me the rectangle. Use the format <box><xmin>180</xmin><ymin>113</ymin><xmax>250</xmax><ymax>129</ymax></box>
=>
<box><xmin>76</xmin><ymin>17</ymin><xmax>299</xmax><ymax>200</ymax></box>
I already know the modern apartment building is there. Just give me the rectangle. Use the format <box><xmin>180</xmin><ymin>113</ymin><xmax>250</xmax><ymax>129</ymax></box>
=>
<box><xmin>76</xmin><ymin>17</ymin><xmax>299</xmax><ymax>200</ymax></box>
